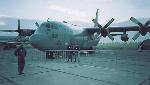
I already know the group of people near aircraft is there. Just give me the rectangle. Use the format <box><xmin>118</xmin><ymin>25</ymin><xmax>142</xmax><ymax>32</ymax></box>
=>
<box><xmin>67</xmin><ymin>44</ymin><xmax>80</xmax><ymax>62</ymax></box>
<box><xmin>14</xmin><ymin>43</ymin><xmax>81</xmax><ymax>75</ymax></box>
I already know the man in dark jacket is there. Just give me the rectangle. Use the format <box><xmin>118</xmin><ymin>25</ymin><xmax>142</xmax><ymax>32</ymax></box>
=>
<box><xmin>14</xmin><ymin>44</ymin><xmax>26</xmax><ymax>75</ymax></box>
<box><xmin>73</xmin><ymin>45</ymin><xmax>80</xmax><ymax>62</ymax></box>
<box><xmin>67</xmin><ymin>45</ymin><xmax>73</xmax><ymax>62</ymax></box>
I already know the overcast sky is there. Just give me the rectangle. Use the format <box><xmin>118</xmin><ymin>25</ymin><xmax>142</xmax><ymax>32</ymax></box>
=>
<box><xmin>0</xmin><ymin>0</ymin><xmax>150</xmax><ymax>24</ymax></box>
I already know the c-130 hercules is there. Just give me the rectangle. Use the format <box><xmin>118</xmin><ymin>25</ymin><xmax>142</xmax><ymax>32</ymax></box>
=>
<box><xmin>0</xmin><ymin>9</ymin><xmax>150</xmax><ymax>58</ymax></box>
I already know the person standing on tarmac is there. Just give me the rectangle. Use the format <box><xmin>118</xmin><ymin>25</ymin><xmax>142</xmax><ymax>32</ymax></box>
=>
<box><xmin>67</xmin><ymin>45</ymin><xmax>73</xmax><ymax>62</ymax></box>
<box><xmin>73</xmin><ymin>45</ymin><xmax>80</xmax><ymax>62</ymax></box>
<box><xmin>14</xmin><ymin>44</ymin><xmax>26</xmax><ymax>75</ymax></box>
<box><xmin>67</xmin><ymin>44</ymin><xmax>80</xmax><ymax>62</ymax></box>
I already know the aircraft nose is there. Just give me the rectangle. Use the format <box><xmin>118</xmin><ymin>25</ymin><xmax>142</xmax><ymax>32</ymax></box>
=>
<box><xmin>29</xmin><ymin>34</ymin><xmax>46</xmax><ymax>50</ymax></box>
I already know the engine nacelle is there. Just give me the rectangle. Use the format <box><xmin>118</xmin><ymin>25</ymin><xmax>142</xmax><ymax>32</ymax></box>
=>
<box><xmin>121</xmin><ymin>34</ymin><xmax>129</xmax><ymax>42</ymax></box>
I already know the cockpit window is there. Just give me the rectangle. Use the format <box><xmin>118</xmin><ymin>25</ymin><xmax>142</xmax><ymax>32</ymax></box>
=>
<box><xmin>46</xmin><ymin>23</ymin><xmax>51</xmax><ymax>28</ymax></box>
<box><xmin>39</xmin><ymin>22</ymin><xmax>58</xmax><ymax>33</ymax></box>
<box><xmin>51</xmin><ymin>23</ymin><xmax>57</xmax><ymax>29</ymax></box>
<box><xmin>45</xmin><ymin>23</ymin><xmax>57</xmax><ymax>29</ymax></box>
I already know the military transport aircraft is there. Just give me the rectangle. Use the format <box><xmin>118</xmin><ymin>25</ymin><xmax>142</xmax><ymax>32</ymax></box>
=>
<box><xmin>0</xmin><ymin>9</ymin><xmax>150</xmax><ymax>58</ymax></box>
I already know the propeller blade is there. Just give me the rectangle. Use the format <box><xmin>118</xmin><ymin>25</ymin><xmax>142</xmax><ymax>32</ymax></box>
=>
<box><xmin>144</xmin><ymin>19</ymin><xmax>150</xmax><ymax>27</ymax></box>
<box><xmin>35</xmin><ymin>22</ymin><xmax>39</xmax><ymax>27</ymax></box>
<box><xmin>132</xmin><ymin>32</ymin><xmax>140</xmax><ymax>41</ymax></box>
<box><xmin>107</xmin><ymin>34</ymin><xmax>114</xmax><ymax>40</ymax></box>
<box><xmin>93</xmin><ymin>33</ymin><xmax>100</xmax><ymax>39</ymax></box>
<box><xmin>92</xmin><ymin>17</ymin><xmax>101</xmax><ymax>32</ymax></box>
<box><xmin>17</xmin><ymin>19</ymin><xmax>22</xmax><ymax>36</ymax></box>
<box><xmin>97</xmin><ymin>35</ymin><xmax>101</xmax><ymax>39</ymax></box>
<box><xmin>95</xmin><ymin>9</ymin><xmax>99</xmax><ymax>21</ymax></box>
<box><xmin>18</xmin><ymin>20</ymin><xmax>21</xmax><ymax>30</ymax></box>
<box><xmin>103</xmin><ymin>18</ymin><xmax>114</xmax><ymax>29</ymax></box>
<box><xmin>92</xmin><ymin>18</ymin><xmax>102</xmax><ymax>28</ymax></box>
<box><xmin>130</xmin><ymin>17</ymin><xmax>143</xmax><ymax>27</ymax></box>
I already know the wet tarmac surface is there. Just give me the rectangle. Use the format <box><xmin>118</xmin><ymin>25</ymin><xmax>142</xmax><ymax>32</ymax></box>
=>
<box><xmin>0</xmin><ymin>48</ymin><xmax>150</xmax><ymax>85</ymax></box>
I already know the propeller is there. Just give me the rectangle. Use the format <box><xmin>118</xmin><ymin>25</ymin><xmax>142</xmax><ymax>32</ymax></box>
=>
<box><xmin>130</xmin><ymin>17</ymin><xmax>150</xmax><ymax>41</ymax></box>
<box><xmin>17</xmin><ymin>20</ymin><xmax>22</xmax><ymax>36</ymax></box>
<box><xmin>0</xmin><ymin>19</ymin><xmax>35</xmax><ymax>37</ymax></box>
<box><xmin>0</xmin><ymin>20</ymin><xmax>22</xmax><ymax>33</ymax></box>
<box><xmin>97</xmin><ymin>18</ymin><xmax>115</xmax><ymax>40</ymax></box>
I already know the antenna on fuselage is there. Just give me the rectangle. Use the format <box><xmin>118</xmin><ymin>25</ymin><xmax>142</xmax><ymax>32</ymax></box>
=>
<box><xmin>47</xmin><ymin>18</ymin><xmax>50</xmax><ymax>22</ymax></box>
<box><xmin>63</xmin><ymin>21</ymin><xmax>67</xmax><ymax>23</ymax></box>
<box><xmin>35</xmin><ymin>22</ymin><xmax>39</xmax><ymax>27</ymax></box>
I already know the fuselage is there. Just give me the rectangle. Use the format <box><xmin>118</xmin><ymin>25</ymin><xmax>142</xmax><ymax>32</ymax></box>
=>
<box><xmin>29</xmin><ymin>21</ymin><xmax>100</xmax><ymax>51</ymax></box>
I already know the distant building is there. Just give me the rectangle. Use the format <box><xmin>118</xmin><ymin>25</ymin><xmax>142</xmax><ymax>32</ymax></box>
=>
<box><xmin>139</xmin><ymin>39</ymin><xmax>150</xmax><ymax>50</ymax></box>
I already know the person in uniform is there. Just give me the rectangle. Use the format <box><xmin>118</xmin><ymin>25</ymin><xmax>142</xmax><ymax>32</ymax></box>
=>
<box><xmin>73</xmin><ymin>45</ymin><xmax>80</xmax><ymax>62</ymax></box>
<box><xmin>14</xmin><ymin>44</ymin><xmax>26</xmax><ymax>75</ymax></box>
<box><xmin>67</xmin><ymin>45</ymin><xmax>73</xmax><ymax>62</ymax></box>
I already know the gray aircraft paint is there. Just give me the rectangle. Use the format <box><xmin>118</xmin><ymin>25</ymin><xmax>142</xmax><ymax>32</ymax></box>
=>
<box><xmin>29</xmin><ymin>21</ymin><xmax>100</xmax><ymax>51</ymax></box>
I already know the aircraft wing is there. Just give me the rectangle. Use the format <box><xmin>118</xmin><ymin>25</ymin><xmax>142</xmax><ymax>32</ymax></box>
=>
<box><xmin>0</xmin><ymin>29</ymin><xmax>35</xmax><ymax>37</ymax></box>
<box><xmin>85</xmin><ymin>26</ymin><xmax>150</xmax><ymax>33</ymax></box>
<box><xmin>0</xmin><ymin>41</ymin><xmax>24</xmax><ymax>45</ymax></box>
<box><xmin>108</xmin><ymin>26</ymin><xmax>150</xmax><ymax>32</ymax></box>
<box><xmin>0</xmin><ymin>40</ymin><xmax>30</xmax><ymax>50</ymax></box>
<box><xmin>0</xmin><ymin>30</ymin><xmax>17</xmax><ymax>32</ymax></box>
<box><xmin>87</xmin><ymin>16</ymin><xmax>150</xmax><ymax>41</ymax></box>
<box><xmin>85</xmin><ymin>25</ymin><xmax>150</xmax><ymax>41</ymax></box>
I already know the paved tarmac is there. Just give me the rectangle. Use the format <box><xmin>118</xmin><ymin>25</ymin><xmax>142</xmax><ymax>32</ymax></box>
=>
<box><xmin>0</xmin><ymin>48</ymin><xmax>150</xmax><ymax>85</ymax></box>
